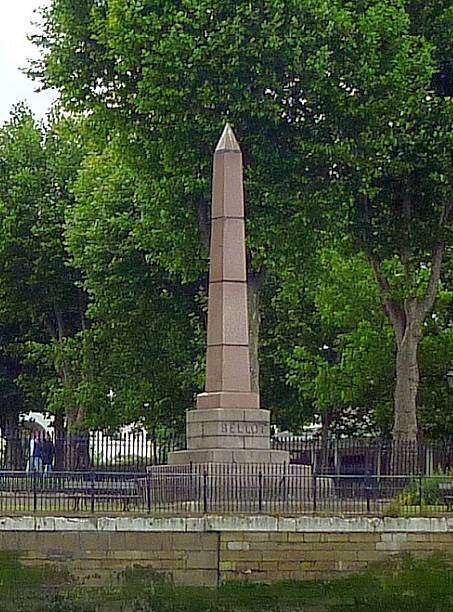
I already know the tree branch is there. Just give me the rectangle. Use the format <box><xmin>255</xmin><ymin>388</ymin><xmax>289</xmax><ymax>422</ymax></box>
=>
<box><xmin>54</xmin><ymin>307</ymin><xmax>66</xmax><ymax>342</ymax></box>
<box><xmin>400</xmin><ymin>192</ymin><xmax>413</xmax><ymax>284</ymax></box>
<box><xmin>42</xmin><ymin>315</ymin><xmax>57</xmax><ymax>340</ymax></box>
<box><xmin>419</xmin><ymin>241</ymin><xmax>445</xmax><ymax>319</ymax></box>
<box><xmin>439</xmin><ymin>198</ymin><xmax>453</xmax><ymax>228</ymax></box>
<box><xmin>368</xmin><ymin>254</ymin><xmax>406</xmax><ymax>345</ymax></box>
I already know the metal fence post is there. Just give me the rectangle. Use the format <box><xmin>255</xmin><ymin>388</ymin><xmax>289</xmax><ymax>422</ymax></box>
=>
<box><xmin>313</xmin><ymin>474</ymin><xmax>317</xmax><ymax>512</ymax></box>
<box><xmin>147</xmin><ymin>476</ymin><xmax>152</xmax><ymax>514</ymax></box>
<box><xmin>258</xmin><ymin>469</ymin><xmax>263</xmax><ymax>513</ymax></box>
<box><xmin>419</xmin><ymin>475</ymin><xmax>423</xmax><ymax>510</ymax></box>
<box><xmin>32</xmin><ymin>472</ymin><xmax>37</xmax><ymax>513</ymax></box>
<box><xmin>282</xmin><ymin>462</ymin><xmax>287</xmax><ymax>504</ymax></box>
<box><xmin>203</xmin><ymin>469</ymin><xmax>208</xmax><ymax>514</ymax></box>
<box><xmin>90</xmin><ymin>472</ymin><xmax>95</xmax><ymax>513</ymax></box>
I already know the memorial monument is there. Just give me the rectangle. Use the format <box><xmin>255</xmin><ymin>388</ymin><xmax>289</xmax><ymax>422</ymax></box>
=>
<box><xmin>169</xmin><ymin>124</ymin><xmax>288</xmax><ymax>464</ymax></box>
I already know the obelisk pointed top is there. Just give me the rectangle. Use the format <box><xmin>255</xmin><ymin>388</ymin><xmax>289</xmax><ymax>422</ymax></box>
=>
<box><xmin>215</xmin><ymin>123</ymin><xmax>241</xmax><ymax>153</ymax></box>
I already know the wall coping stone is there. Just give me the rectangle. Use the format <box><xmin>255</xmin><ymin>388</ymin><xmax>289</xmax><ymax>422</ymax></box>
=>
<box><xmin>0</xmin><ymin>515</ymin><xmax>451</xmax><ymax>533</ymax></box>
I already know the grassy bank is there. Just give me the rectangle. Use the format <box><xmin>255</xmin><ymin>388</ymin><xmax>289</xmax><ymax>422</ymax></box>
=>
<box><xmin>2</xmin><ymin>553</ymin><xmax>453</xmax><ymax>611</ymax></box>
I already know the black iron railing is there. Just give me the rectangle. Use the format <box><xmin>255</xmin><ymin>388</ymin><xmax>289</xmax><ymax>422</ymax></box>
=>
<box><xmin>0</xmin><ymin>430</ymin><xmax>186</xmax><ymax>472</ymax></box>
<box><xmin>3</xmin><ymin>430</ymin><xmax>453</xmax><ymax>476</ymax></box>
<box><xmin>270</xmin><ymin>436</ymin><xmax>453</xmax><ymax>476</ymax></box>
<box><xmin>0</xmin><ymin>467</ymin><xmax>453</xmax><ymax>515</ymax></box>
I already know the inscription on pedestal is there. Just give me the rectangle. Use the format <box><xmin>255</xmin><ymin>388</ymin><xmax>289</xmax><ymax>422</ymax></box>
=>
<box><xmin>220</xmin><ymin>422</ymin><xmax>267</xmax><ymax>435</ymax></box>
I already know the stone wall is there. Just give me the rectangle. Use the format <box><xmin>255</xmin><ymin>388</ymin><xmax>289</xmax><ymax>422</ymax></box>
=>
<box><xmin>219</xmin><ymin>529</ymin><xmax>453</xmax><ymax>582</ymax></box>
<box><xmin>1</xmin><ymin>515</ymin><xmax>453</xmax><ymax>586</ymax></box>
<box><xmin>2</xmin><ymin>529</ymin><xmax>219</xmax><ymax>587</ymax></box>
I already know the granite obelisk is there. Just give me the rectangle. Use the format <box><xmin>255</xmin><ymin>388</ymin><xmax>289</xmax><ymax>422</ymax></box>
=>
<box><xmin>169</xmin><ymin>125</ymin><xmax>288</xmax><ymax>464</ymax></box>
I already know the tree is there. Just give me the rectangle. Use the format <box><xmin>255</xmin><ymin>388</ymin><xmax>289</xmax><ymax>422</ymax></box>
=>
<box><xmin>284</xmin><ymin>249</ymin><xmax>393</xmax><ymax>435</ymax></box>
<box><xmin>281</xmin><ymin>243</ymin><xmax>453</xmax><ymax>442</ymax></box>
<box><xmin>31</xmin><ymin>0</ymin><xmax>318</xmax><ymax>397</ymax></box>
<box><xmin>0</xmin><ymin>322</ymin><xmax>29</xmax><ymax>469</ymax></box>
<box><xmin>66</xmin><ymin>143</ymin><xmax>203</xmax><ymax>432</ymax></box>
<box><xmin>0</xmin><ymin>106</ymin><xmax>87</xmax><ymax>434</ymax></box>
<box><xmin>291</xmin><ymin>2</ymin><xmax>453</xmax><ymax>442</ymax></box>
<box><xmin>33</xmin><ymin>1</ymin><xmax>453</xmax><ymax>441</ymax></box>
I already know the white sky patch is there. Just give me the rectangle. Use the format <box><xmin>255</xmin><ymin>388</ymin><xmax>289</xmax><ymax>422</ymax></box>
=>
<box><xmin>0</xmin><ymin>1</ymin><xmax>56</xmax><ymax>125</ymax></box>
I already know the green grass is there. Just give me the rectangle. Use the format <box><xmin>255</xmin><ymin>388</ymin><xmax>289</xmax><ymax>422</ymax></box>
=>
<box><xmin>2</xmin><ymin>553</ymin><xmax>453</xmax><ymax>611</ymax></box>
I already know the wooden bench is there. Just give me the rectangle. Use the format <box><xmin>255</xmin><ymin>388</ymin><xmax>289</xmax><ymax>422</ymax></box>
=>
<box><xmin>0</xmin><ymin>474</ymin><xmax>144</xmax><ymax>511</ymax></box>
<box><xmin>64</xmin><ymin>479</ymin><xmax>143</xmax><ymax>511</ymax></box>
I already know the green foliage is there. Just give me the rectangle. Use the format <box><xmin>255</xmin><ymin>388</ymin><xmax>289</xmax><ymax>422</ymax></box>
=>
<box><xmin>0</xmin><ymin>107</ymin><xmax>203</xmax><ymax>432</ymax></box>
<box><xmin>277</xmin><ymin>242</ymin><xmax>453</xmax><ymax>436</ymax></box>
<box><xmin>0</xmin><ymin>551</ymin><xmax>73</xmax><ymax>612</ymax></box>
<box><xmin>0</xmin><ymin>107</ymin><xmax>88</xmax><ymax>427</ymax></box>
<box><xmin>29</xmin><ymin>0</ymin><xmax>453</xmax><ymax>438</ymax></box>
<box><xmin>0</xmin><ymin>107</ymin><xmax>83</xmax><ymax>328</ymax></box>
<box><xmin>385</xmin><ymin>473</ymin><xmax>452</xmax><ymax>515</ymax></box>
<box><xmin>67</xmin><ymin>143</ymin><xmax>203</xmax><ymax>430</ymax></box>
<box><xmin>286</xmin><ymin>249</ymin><xmax>394</xmax><ymax>433</ymax></box>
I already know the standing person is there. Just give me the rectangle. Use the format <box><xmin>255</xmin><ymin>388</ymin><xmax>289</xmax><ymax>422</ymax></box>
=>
<box><xmin>27</xmin><ymin>431</ymin><xmax>43</xmax><ymax>473</ymax></box>
<box><xmin>42</xmin><ymin>433</ymin><xmax>55</xmax><ymax>474</ymax></box>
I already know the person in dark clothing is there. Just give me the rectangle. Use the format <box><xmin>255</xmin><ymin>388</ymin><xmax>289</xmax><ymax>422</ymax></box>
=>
<box><xmin>27</xmin><ymin>431</ymin><xmax>43</xmax><ymax>472</ymax></box>
<box><xmin>42</xmin><ymin>433</ymin><xmax>55</xmax><ymax>474</ymax></box>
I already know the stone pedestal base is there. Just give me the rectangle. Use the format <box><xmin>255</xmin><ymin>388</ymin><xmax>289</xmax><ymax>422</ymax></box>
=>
<box><xmin>186</xmin><ymin>407</ymin><xmax>271</xmax><ymax>451</ymax></box>
<box><xmin>168</xmin><ymin>448</ymin><xmax>289</xmax><ymax>465</ymax></box>
<box><xmin>168</xmin><ymin>392</ymin><xmax>289</xmax><ymax>465</ymax></box>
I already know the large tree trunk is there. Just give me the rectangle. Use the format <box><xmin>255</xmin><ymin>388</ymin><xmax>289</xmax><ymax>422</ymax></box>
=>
<box><xmin>2</xmin><ymin>411</ymin><xmax>23</xmax><ymax>470</ymax></box>
<box><xmin>393</xmin><ymin>327</ymin><xmax>421</xmax><ymax>443</ymax></box>
<box><xmin>392</xmin><ymin>320</ymin><xmax>422</xmax><ymax>474</ymax></box>
<box><xmin>53</xmin><ymin>412</ymin><xmax>65</xmax><ymax>471</ymax></box>
<box><xmin>369</xmin><ymin>243</ymin><xmax>444</xmax><ymax>448</ymax></box>
<box><xmin>52</xmin><ymin>307</ymin><xmax>90</xmax><ymax>470</ymax></box>
<box><xmin>65</xmin><ymin>404</ymin><xmax>90</xmax><ymax>470</ymax></box>
<box><xmin>369</xmin><ymin>241</ymin><xmax>444</xmax><ymax>476</ymax></box>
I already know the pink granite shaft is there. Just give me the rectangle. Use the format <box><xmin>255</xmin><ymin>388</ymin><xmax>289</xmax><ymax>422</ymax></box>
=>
<box><xmin>205</xmin><ymin>124</ymin><xmax>251</xmax><ymax>394</ymax></box>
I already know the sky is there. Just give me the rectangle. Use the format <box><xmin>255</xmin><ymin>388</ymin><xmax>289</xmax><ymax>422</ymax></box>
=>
<box><xmin>0</xmin><ymin>1</ymin><xmax>56</xmax><ymax>125</ymax></box>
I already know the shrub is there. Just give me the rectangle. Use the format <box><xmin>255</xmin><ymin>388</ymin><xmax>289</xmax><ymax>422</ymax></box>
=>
<box><xmin>385</xmin><ymin>472</ymin><xmax>453</xmax><ymax>514</ymax></box>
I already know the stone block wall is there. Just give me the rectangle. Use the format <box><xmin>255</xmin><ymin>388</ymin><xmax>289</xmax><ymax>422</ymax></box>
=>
<box><xmin>1</xmin><ymin>530</ymin><xmax>219</xmax><ymax>587</ymax></box>
<box><xmin>219</xmin><ymin>530</ymin><xmax>453</xmax><ymax>582</ymax></box>
<box><xmin>1</xmin><ymin>516</ymin><xmax>453</xmax><ymax>586</ymax></box>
